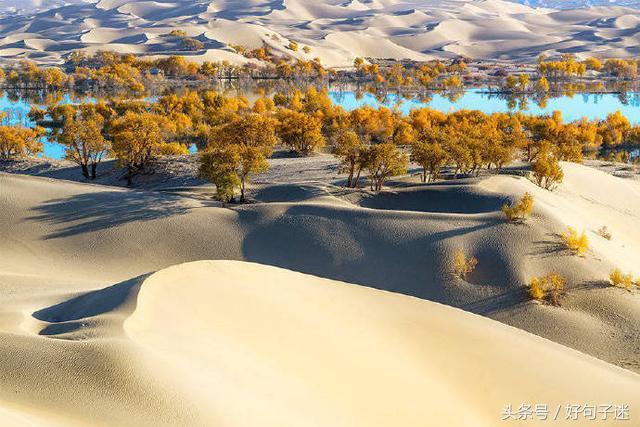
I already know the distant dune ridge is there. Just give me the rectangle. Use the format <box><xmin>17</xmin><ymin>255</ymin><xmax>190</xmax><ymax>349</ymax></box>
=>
<box><xmin>1</xmin><ymin>0</ymin><xmax>640</xmax><ymax>66</ymax></box>
<box><xmin>1</xmin><ymin>161</ymin><xmax>640</xmax><ymax>424</ymax></box>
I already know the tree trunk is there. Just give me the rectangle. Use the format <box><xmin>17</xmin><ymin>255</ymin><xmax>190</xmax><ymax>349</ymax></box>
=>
<box><xmin>81</xmin><ymin>164</ymin><xmax>89</xmax><ymax>179</ymax></box>
<box><xmin>347</xmin><ymin>164</ymin><xmax>354</xmax><ymax>188</ymax></box>
<box><xmin>353</xmin><ymin>168</ymin><xmax>362</xmax><ymax>188</ymax></box>
<box><xmin>90</xmin><ymin>163</ymin><xmax>97</xmax><ymax>180</ymax></box>
<box><xmin>422</xmin><ymin>167</ymin><xmax>427</xmax><ymax>183</ymax></box>
<box><xmin>240</xmin><ymin>176</ymin><xmax>246</xmax><ymax>202</ymax></box>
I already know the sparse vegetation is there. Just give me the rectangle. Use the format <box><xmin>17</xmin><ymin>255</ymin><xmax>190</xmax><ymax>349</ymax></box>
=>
<box><xmin>528</xmin><ymin>273</ymin><xmax>566</xmax><ymax>305</ymax></box>
<box><xmin>531</xmin><ymin>151</ymin><xmax>564</xmax><ymax>190</ymax></box>
<box><xmin>609</xmin><ymin>269</ymin><xmax>636</xmax><ymax>291</ymax></box>
<box><xmin>502</xmin><ymin>192</ymin><xmax>534</xmax><ymax>222</ymax></box>
<box><xmin>561</xmin><ymin>227</ymin><xmax>589</xmax><ymax>257</ymax></box>
<box><xmin>453</xmin><ymin>250</ymin><xmax>478</xmax><ymax>280</ymax></box>
<box><xmin>597</xmin><ymin>226</ymin><xmax>612</xmax><ymax>240</ymax></box>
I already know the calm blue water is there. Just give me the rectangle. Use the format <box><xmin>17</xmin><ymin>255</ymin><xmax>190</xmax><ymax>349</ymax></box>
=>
<box><xmin>329</xmin><ymin>90</ymin><xmax>640</xmax><ymax>123</ymax></box>
<box><xmin>0</xmin><ymin>94</ymin><xmax>91</xmax><ymax>159</ymax></box>
<box><xmin>2</xmin><ymin>89</ymin><xmax>640</xmax><ymax>159</ymax></box>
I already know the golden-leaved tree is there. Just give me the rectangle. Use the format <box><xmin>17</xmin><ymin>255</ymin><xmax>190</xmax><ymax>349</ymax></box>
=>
<box><xmin>276</xmin><ymin>109</ymin><xmax>325</xmax><ymax>155</ymax></box>
<box><xmin>58</xmin><ymin>104</ymin><xmax>113</xmax><ymax>179</ymax></box>
<box><xmin>333</xmin><ymin>130</ymin><xmax>366</xmax><ymax>188</ymax></box>
<box><xmin>363</xmin><ymin>143</ymin><xmax>408</xmax><ymax>191</ymax></box>
<box><xmin>410</xmin><ymin>128</ymin><xmax>449</xmax><ymax>183</ymax></box>
<box><xmin>0</xmin><ymin>125</ymin><xmax>44</xmax><ymax>159</ymax></box>
<box><xmin>110</xmin><ymin>111</ymin><xmax>188</xmax><ymax>186</ymax></box>
<box><xmin>200</xmin><ymin>113</ymin><xmax>277</xmax><ymax>201</ymax></box>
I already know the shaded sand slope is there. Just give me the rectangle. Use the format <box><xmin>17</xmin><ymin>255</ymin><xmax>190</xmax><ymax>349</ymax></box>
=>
<box><xmin>0</xmin><ymin>161</ymin><xmax>639</xmax><ymax>373</ymax></box>
<box><xmin>1</xmin><ymin>261</ymin><xmax>639</xmax><ymax>426</ymax></box>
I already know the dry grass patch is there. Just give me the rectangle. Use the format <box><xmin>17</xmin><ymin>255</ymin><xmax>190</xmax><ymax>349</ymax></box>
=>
<box><xmin>596</xmin><ymin>226</ymin><xmax>612</xmax><ymax>240</ymax></box>
<box><xmin>561</xmin><ymin>227</ymin><xmax>589</xmax><ymax>257</ymax></box>
<box><xmin>609</xmin><ymin>269</ymin><xmax>638</xmax><ymax>291</ymax></box>
<box><xmin>529</xmin><ymin>273</ymin><xmax>567</xmax><ymax>306</ymax></box>
<box><xmin>502</xmin><ymin>192</ymin><xmax>534</xmax><ymax>222</ymax></box>
<box><xmin>453</xmin><ymin>250</ymin><xmax>478</xmax><ymax>280</ymax></box>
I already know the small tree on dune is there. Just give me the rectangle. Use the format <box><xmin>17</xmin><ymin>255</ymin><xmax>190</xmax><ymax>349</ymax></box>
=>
<box><xmin>199</xmin><ymin>146</ymin><xmax>241</xmax><ymax>202</ymax></box>
<box><xmin>561</xmin><ymin>227</ymin><xmax>589</xmax><ymax>257</ymax></box>
<box><xmin>502</xmin><ymin>192</ymin><xmax>534</xmax><ymax>222</ymax></box>
<box><xmin>609</xmin><ymin>269</ymin><xmax>636</xmax><ymax>291</ymax></box>
<box><xmin>333</xmin><ymin>130</ymin><xmax>366</xmax><ymax>188</ymax></box>
<box><xmin>58</xmin><ymin>105</ymin><xmax>111</xmax><ymax>179</ymax></box>
<box><xmin>531</xmin><ymin>149</ymin><xmax>564</xmax><ymax>190</ymax></box>
<box><xmin>528</xmin><ymin>273</ymin><xmax>566</xmax><ymax>306</ymax></box>
<box><xmin>201</xmin><ymin>113</ymin><xmax>277</xmax><ymax>201</ymax></box>
<box><xmin>110</xmin><ymin>111</ymin><xmax>188</xmax><ymax>186</ymax></box>
<box><xmin>363</xmin><ymin>143</ymin><xmax>408</xmax><ymax>191</ymax></box>
<box><xmin>453</xmin><ymin>250</ymin><xmax>478</xmax><ymax>280</ymax></box>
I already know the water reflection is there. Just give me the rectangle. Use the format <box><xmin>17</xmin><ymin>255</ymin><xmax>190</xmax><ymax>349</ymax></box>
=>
<box><xmin>2</xmin><ymin>86</ymin><xmax>640</xmax><ymax>159</ymax></box>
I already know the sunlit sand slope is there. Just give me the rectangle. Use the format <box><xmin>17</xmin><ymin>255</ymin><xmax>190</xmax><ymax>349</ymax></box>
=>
<box><xmin>1</xmin><ymin>260</ymin><xmax>638</xmax><ymax>426</ymax></box>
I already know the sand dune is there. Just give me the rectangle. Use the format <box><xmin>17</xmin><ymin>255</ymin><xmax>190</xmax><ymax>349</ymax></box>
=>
<box><xmin>1</xmin><ymin>160</ymin><xmax>639</xmax><ymax>376</ymax></box>
<box><xmin>1</xmin><ymin>0</ymin><xmax>640</xmax><ymax>66</ymax></box>
<box><xmin>1</xmin><ymin>260</ymin><xmax>639</xmax><ymax>426</ymax></box>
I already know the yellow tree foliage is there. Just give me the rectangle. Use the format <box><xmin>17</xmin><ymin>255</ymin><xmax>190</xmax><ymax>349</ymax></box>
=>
<box><xmin>598</xmin><ymin>111</ymin><xmax>630</xmax><ymax>147</ymax></box>
<box><xmin>502</xmin><ymin>192</ymin><xmax>534</xmax><ymax>222</ymax></box>
<box><xmin>208</xmin><ymin>113</ymin><xmax>277</xmax><ymax>200</ymax></box>
<box><xmin>410</xmin><ymin>137</ymin><xmax>449</xmax><ymax>183</ymax></box>
<box><xmin>333</xmin><ymin>130</ymin><xmax>366</xmax><ymax>188</ymax></box>
<box><xmin>276</xmin><ymin>109</ymin><xmax>325</xmax><ymax>155</ymax></box>
<box><xmin>363</xmin><ymin>143</ymin><xmax>408</xmax><ymax>191</ymax></box>
<box><xmin>199</xmin><ymin>146</ymin><xmax>241</xmax><ymax>202</ymax></box>
<box><xmin>584</xmin><ymin>57</ymin><xmax>602</xmax><ymax>72</ymax></box>
<box><xmin>529</xmin><ymin>273</ymin><xmax>566</xmax><ymax>305</ymax></box>
<box><xmin>561</xmin><ymin>227</ymin><xmax>589</xmax><ymax>257</ymax></box>
<box><xmin>531</xmin><ymin>150</ymin><xmax>564</xmax><ymax>190</ymax></box>
<box><xmin>536</xmin><ymin>76</ymin><xmax>550</xmax><ymax>93</ymax></box>
<box><xmin>453</xmin><ymin>250</ymin><xmax>478</xmax><ymax>280</ymax></box>
<box><xmin>59</xmin><ymin>105</ymin><xmax>111</xmax><ymax>179</ymax></box>
<box><xmin>0</xmin><ymin>125</ymin><xmax>44</xmax><ymax>159</ymax></box>
<box><xmin>110</xmin><ymin>111</ymin><xmax>188</xmax><ymax>185</ymax></box>
<box><xmin>609</xmin><ymin>269</ymin><xmax>635</xmax><ymax>291</ymax></box>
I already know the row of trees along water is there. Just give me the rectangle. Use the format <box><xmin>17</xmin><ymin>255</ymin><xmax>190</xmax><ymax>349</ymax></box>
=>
<box><xmin>1</xmin><ymin>87</ymin><xmax>639</xmax><ymax>199</ymax></box>
<box><xmin>1</xmin><ymin>50</ymin><xmax>640</xmax><ymax>96</ymax></box>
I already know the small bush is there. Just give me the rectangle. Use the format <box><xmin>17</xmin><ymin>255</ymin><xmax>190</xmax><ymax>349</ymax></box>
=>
<box><xmin>502</xmin><ymin>192</ymin><xmax>534</xmax><ymax>222</ymax></box>
<box><xmin>531</xmin><ymin>154</ymin><xmax>564</xmax><ymax>190</ymax></box>
<box><xmin>561</xmin><ymin>227</ymin><xmax>589</xmax><ymax>257</ymax></box>
<box><xmin>528</xmin><ymin>273</ymin><xmax>567</xmax><ymax>305</ymax></box>
<box><xmin>453</xmin><ymin>250</ymin><xmax>478</xmax><ymax>280</ymax></box>
<box><xmin>596</xmin><ymin>226</ymin><xmax>612</xmax><ymax>240</ymax></box>
<box><xmin>529</xmin><ymin>277</ymin><xmax>545</xmax><ymax>300</ymax></box>
<box><xmin>610</xmin><ymin>269</ymin><xmax>634</xmax><ymax>291</ymax></box>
